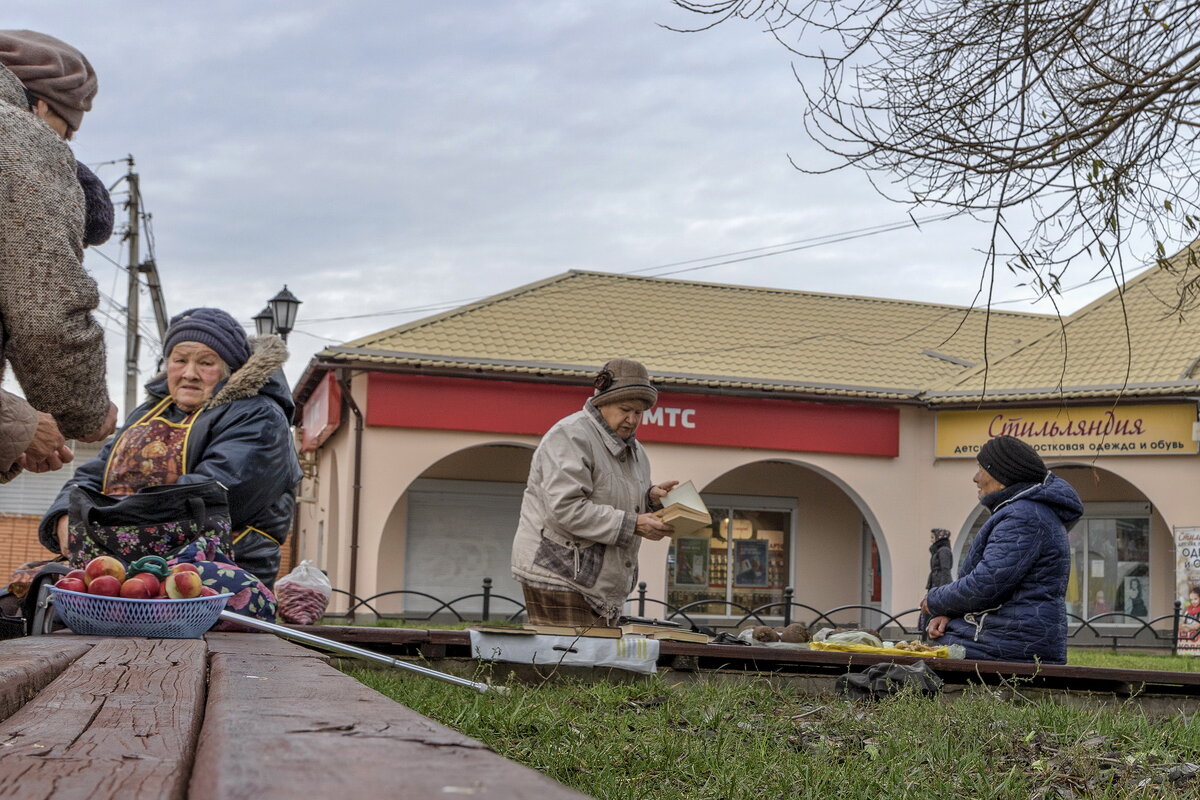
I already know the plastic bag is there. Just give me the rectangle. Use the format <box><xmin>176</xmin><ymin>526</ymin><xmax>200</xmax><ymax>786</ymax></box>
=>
<box><xmin>275</xmin><ymin>560</ymin><xmax>332</xmax><ymax>625</ymax></box>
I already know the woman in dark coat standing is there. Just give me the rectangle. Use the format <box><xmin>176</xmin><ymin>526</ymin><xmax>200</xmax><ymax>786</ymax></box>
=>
<box><xmin>916</xmin><ymin>528</ymin><xmax>954</xmax><ymax>637</ymax></box>
<box><xmin>923</xmin><ymin>436</ymin><xmax>1082</xmax><ymax>663</ymax></box>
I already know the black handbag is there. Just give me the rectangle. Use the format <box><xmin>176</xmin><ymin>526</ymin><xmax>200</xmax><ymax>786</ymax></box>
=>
<box><xmin>66</xmin><ymin>481</ymin><xmax>233</xmax><ymax>568</ymax></box>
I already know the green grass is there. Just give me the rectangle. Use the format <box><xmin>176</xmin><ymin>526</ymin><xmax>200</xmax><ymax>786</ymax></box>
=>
<box><xmin>349</xmin><ymin>665</ymin><xmax>1200</xmax><ymax>800</ymax></box>
<box><xmin>1068</xmin><ymin>648</ymin><xmax>1200</xmax><ymax>672</ymax></box>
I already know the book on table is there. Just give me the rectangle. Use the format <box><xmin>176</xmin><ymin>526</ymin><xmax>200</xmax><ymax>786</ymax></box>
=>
<box><xmin>521</xmin><ymin>623</ymin><xmax>623</xmax><ymax>638</ymax></box>
<box><xmin>619</xmin><ymin>623</ymin><xmax>711</xmax><ymax>643</ymax></box>
<box><xmin>654</xmin><ymin>481</ymin><xmax>711</xmax><ymax>537</ymax></box>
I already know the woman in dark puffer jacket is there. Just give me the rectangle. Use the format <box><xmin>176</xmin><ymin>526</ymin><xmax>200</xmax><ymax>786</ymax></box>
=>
<box><xmin>923</xmin><ymin>435</ymin><xmax>1083</xmax><ymax>664</ymax></box>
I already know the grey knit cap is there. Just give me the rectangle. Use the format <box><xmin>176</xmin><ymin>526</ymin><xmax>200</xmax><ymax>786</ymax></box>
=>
<box><xmin>592</xmin><ymin>358</ymin><xmax>657</xmax><ymax>407</ymax></box>
<box><xmin>164</xmin><ymin>308</ymin><xmax>251</xmax><ymax>372</ymax></box>
<box><xmin>0</xmin><ymin>30</ymin><xmax>96</xmax><ymax>132</ymax></box>
<box><xmin>977</xmin><ymin>435</ymin><xmax>1047</xmax><ymax>487</ymax></box>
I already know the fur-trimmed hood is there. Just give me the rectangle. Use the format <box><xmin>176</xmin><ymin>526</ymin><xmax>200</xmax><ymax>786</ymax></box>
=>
<box><xmin>144</xmin><ymin>334</ymin><xmax>295</xmax><ymax>421</ymax></box>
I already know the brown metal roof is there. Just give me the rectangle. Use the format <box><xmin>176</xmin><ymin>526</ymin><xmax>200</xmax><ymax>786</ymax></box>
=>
<box><xmin>310</xmin><ymin>270</ymin><xmax>1055</xmax><ymax>402</ymax></box>
<box><xmin>926</xmin><ymin>249</ymin><xmax>1200</xmax><ymax>404</ymax></box>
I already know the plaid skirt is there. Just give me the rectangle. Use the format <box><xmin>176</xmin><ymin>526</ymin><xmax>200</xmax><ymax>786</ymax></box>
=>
<box><xmin>521</xmin><ymin>584</ymin><xmax>614</xmax><ymax>627</ymax></box>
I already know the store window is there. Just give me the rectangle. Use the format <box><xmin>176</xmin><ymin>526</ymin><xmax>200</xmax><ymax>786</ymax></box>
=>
<box><xmin>666</xmin><ymin>495</ymin><xmax>794</xmax><ymax>617</ymax></box>
<box><xmin>1066</xmin><ymin>504</ymin><xmax>1152</xmax><ymax>621</ymax></box>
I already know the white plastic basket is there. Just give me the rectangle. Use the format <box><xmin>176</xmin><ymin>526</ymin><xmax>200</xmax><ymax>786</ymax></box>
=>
<box><xmin>49</xmin><ymin>586</ymin><xmax>233</xmax><ymax>638</ymax></box>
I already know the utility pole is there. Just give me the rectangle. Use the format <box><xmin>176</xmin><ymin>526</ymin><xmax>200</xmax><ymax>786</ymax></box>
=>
<box><xmin>123</xmin><ymin>156</ymin><xmax>140</xmax><ymax>415</ymax></box>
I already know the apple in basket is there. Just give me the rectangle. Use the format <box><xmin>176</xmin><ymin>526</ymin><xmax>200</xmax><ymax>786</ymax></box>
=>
<box><xmin>66</xmin><ymin>568</ymin><xmax>86</xmax><ymax>582</ymax></box>
<box><xmin>119</xmin><ymin>576</ymin><xmax>155</xmax><ymax>599</ymax></box>
<box><xmin>199</xmin><ymin>586</ymin><xmax>219</xmax><ymax>597</ymax></box>
<box><xmin>169</xmin><ymin>562</ymin><xmax>200</xmax><ymax>575</ymax></box>
<box><xmin>165</xmin><ymin>571</ymin><xmax>203</xmax><ymax>599</ymax></box>
<box><xmin>87</xmin><ymin>574</ymin><xmax>122</xmax><ymax>597</ymax></box>
<box><xmin>128</xmin><ymin>572</ymin><xmax>161</xmax><ymax>596</ymax></box>
<box><xmin>55</xmin><ymin>576</ymin><xmax>86</xmax><ymax>593</ymax></box>
<box><xmin>83</xmin><ymin>556</ymin><xmax>126</xmax><ymax>587</ymax></box>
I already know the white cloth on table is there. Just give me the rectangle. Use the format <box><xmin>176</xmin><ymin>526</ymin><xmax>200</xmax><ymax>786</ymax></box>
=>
<box><xmin>468</xmin><ymin>631</ymin><xmax>660</xmax><ymax>674</ymax></box>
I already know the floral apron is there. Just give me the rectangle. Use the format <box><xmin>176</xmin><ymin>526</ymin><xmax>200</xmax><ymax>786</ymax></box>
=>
<box><xmin>93</xmin><ymin>398</ymin><xmax>276</xmax><ymax>623</ymax></box>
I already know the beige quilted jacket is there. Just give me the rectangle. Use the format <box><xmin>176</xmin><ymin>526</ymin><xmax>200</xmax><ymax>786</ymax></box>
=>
<box><xmin>511</xmin><ymin>400</ymin><xmax>656</xmax><ymax>620</ymax></box>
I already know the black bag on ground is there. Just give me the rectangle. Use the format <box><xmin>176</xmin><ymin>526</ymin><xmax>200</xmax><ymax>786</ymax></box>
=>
<box><xmin>66</xmin><ymin>481</ymin><xmax>233</xmax><ymax>568</ymax></box>
<box><xmin>836</xmin><ymin>660</ymin><xmax>944</xmax><ymax>700</ymax></box>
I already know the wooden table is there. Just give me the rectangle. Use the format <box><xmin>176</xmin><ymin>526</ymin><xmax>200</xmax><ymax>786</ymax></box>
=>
<box><xmin>0</xmin><ymin>632</ymin><xmax>590</xmax><ymax>800</ymax></box>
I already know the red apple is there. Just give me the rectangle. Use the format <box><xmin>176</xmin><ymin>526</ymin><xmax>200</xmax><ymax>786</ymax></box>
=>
<box><xmin>119</xmin><ymin>577</ymin><xmax>154</xmax><ymax>599</ymax></box>
<box><xmin>165</xmin><ymin>571</ymin><xmax>202</xmax><ymax>599</ymax></box>
<box><xmin>55</xmin><ymin>576</ymin><xmax>86</xmax><ymax>593</ymax></box>
<box><xmin>199</xmin><ymin>586</ymin><xmax>219</xmax><ymax>597</ymax></box>
<box><xmin>129</xmin><ymin>572</ymin><xmax>160</xmax><ymax>596</ymax></box>
<box><xmin>66</xmin><ymin>569</ymin><xmax>86</xmax><ymax>581</ymax></box>
<box><xmin>83</xmin><ymin>556</ymin><xmax>126</xmax><ymax>587</ymax></box>
<box><xmin>169</xmin><ymin>562</ymin><xmax>200</xmax><ymax>575</ymax></box>
<box><xmin>87</xmin><ymin>574</ymin><xmax>121</xmax><ymax>596</ymax></box>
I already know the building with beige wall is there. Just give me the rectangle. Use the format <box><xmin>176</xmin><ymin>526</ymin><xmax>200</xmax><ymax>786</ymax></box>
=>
<box><xmin>291</xmin><ymin>257</ymin><xmax>1200</xmax><ymax>629</ymax></box>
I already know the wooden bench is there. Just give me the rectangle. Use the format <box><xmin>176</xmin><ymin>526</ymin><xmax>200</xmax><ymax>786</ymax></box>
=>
<box><xmin>0</xmin><ymin>632</ymin><xmax>589</xmax><ymax>800</ymax></box>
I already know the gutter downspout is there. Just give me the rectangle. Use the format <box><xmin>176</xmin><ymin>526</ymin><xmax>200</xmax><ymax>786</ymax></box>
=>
<box><xmin>337</xmin><ymin>369</ymin><xmax>364</xmax><ymax>623</ymax></box>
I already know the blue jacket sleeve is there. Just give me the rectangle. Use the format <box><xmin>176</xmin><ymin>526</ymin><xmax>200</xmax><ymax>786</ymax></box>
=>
<box><xmin>926</xmin><ymin>508</ymin><xmax>1042</xmax><ymax>617</ymax></box>
<box><xmin>174</xmin><ymin>398</ymin><xmax>300</xmax><ymax>532</ymax></box>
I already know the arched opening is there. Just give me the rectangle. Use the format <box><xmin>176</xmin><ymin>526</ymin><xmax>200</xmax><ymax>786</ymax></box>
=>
<box><xmin>375</xmin><ymin>442</ymin><xmax>534</xmax><ymax>617</ymax></box>
<box><xmin>663</xmin><ymin>459</ymin><xmax>888</xmax><ymax>622</ymax></box>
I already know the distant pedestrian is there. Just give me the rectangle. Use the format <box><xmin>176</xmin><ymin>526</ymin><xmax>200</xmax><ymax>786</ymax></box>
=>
<box><xmin>0</xmin><ymin>29</ymin><xmax>118</xmax><ymax>480</ymax></box>
<box><xmin>916</xmin><ymin>528</ymin><xmax>953</xmax><ymax>638</ymax></box>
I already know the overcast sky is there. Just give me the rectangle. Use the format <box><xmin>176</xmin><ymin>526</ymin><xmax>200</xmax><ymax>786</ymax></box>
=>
<box><xmin>7</xmin><ymin>1</ymin><xmax>1141</xmax><ymax>414</ymax></box>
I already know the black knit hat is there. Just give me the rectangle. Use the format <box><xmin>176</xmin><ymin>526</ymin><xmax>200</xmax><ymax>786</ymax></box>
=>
<box><xmin>75</xmin><ymin>160</ymin><xmax>113</xmax><ymax>246</ymax></box>
<box><xmin>976</xmin><ymin>435</ymin><xmax>1047</xmax><ymax>486</ymax></box>
<box><xmin>931</xmin><ymin>528</ymin><xmax>951</xmax><ymax>540</ymax></box>
<box><xmin>592</xmin><ymin>358</ymin><xmax>657</xmax><ymax>408</ymax></box>
<box><xmin>164</xmin><ymin>308</ymin><xmax>252</xmax><ymax>371</ymax></box>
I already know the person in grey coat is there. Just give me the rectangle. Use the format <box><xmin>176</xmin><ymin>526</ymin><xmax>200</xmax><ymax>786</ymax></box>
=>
<box><xmin>0</xmin><ymin>30</ymin><xmax>118</xmax><ymax>481</ymax></box>
<box><xmin>512</xmin><ymin>359</ymin><xmax>677</xmax><ymax>626</ymax></box>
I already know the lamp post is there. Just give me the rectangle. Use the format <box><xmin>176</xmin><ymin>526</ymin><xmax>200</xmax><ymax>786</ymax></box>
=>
<box><xmin>252</xmin><ymin>306</ymin><xmax>275</xmax><ymax>339</ymax></box>
<box><xmin>257</xmin><ymin>286</ymin><xmax>302</xmax><ymax>342</ymax></box>
<box><xmin>268</xmin><ymin>285</ymin><xmax>302</xmax><ymax>342</ymax></box>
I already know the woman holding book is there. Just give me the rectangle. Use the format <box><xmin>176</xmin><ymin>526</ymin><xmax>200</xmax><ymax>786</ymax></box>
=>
<box><xmin>511</xmin><ymin>358</ymin><xmax>677</xmax><ymax>628</ymax></box>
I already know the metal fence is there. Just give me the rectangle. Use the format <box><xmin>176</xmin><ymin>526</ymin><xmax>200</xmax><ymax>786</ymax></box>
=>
<box><xmin>325</xmin><ymin>579</ymin><xmax>1200</xmax><ymax>656</ymax></box>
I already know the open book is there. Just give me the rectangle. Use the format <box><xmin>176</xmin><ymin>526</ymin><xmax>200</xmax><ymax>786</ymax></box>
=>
<box><xmin>654</xmin><ymin>481</ymin><xmax>712</xmax><ymax>537</ymax></box>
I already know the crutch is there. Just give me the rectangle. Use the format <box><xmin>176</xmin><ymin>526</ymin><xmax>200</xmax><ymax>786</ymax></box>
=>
<box><xmin>217</xmin><ymin>610</ymin><xmax>507</xmax><ymax>694</ymax></box>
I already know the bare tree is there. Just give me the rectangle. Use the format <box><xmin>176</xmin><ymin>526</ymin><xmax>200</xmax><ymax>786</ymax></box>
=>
<box><xmin>668</xmin><ymin>1</ymin><xmax>1200</xmax><ymax>311</ymax></box>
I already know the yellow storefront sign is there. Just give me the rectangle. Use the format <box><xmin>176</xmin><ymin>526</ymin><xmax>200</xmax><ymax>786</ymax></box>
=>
<box><xmin>936</xmin><ymin>404</ymin><xmax>1199</xmax><ymax>457</ymax></box>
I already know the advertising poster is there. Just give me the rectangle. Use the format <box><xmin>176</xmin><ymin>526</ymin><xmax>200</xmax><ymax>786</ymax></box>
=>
<box><xmin>674</xmin><ymin>537</ymin><xmax>710</xmax><ymax>587</ymax></box>
<box><xmin>733</xmin><ymin>539</ymin><xmax>769</xmax><ymax>587</ymax></box>
<box><xmin>1175</xmin><ymin>527</ymin><xmax>1200</xmax><ymax>655</ymax></box>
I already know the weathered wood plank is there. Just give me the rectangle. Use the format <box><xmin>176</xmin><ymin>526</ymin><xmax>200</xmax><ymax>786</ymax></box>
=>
<box><xmin>0</xmin><ymin>635</ymin><xmax>95</xmax><ymax>723</ymax></box>
<box><xmin>203</xmin><ymin>629</ymin><xmax>330</xmax><ymax>660</ymax></box>
<box><xmin>0</xmin><ymin>637</ymin><xmax>207</xmax><ymax>800</ymax></box>
<box><xmin>189</xmin><ymin>642</ymin><xmax>592</xmax><ymax>799</ymax></box>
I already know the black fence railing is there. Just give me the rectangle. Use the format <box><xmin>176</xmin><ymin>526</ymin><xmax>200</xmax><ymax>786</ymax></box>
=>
<box><xmin>325</xmin><ymin>579</ymin><xmax>1200</xmax><ymax>656</ymax></box>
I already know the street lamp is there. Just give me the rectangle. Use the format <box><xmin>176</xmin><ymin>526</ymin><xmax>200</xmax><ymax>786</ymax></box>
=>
<box><xmin>263</xmin><ymin>285</ymin><xmax>302</xmax><ymax>342</ymax></box>
<box><xmin>252</xmin><ymin>306</ymin><xmax>275</xmax><ymax>339</ymax></box>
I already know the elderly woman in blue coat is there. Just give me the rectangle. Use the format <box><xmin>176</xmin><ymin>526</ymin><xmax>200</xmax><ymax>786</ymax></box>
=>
<box><xmin>39</xmin><ymin>308</ymin><xmax>302</xmax><ymax>591</ymax></box>
<box><xmin>922</xmin><ymin>435</ymin><xmax>1082</xmax><ymax>663</ymax></box>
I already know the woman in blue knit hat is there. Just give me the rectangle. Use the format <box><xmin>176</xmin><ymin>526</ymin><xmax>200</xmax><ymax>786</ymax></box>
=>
<box><xmin>39</xmin><ymin>308</ymin><xmax>302</xmax><ymax>620</ymax></box>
